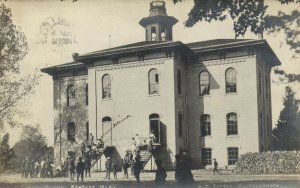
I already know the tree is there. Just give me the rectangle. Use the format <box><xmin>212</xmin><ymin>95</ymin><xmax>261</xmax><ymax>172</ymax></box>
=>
<box><xmin>0</xmin><ymin>4</ymin><xmax>39</xmax><ymax>129</ymax></box>
<box><xmin>10</xmin><ymin>125</ymin><xmax>53</xmax><ymax>171</ymax></box>
<box><xmin>173</xmin><ymin>0</ymin><xmax>300</xmax><ymax>82</ymax></box>
<box><xmin>174</xmin><ymin>0</ymin><xmax>299</xmax><ymax>41</ymax></box>
<box><xmin>0</xmin><ymin>133</ymin><xmax>14</xmax><ymax>172</ymax></box>
<box><xmin>273</xmin><ymin>86</ymin><xmax>300</xmax><ymax>150</ymax></box>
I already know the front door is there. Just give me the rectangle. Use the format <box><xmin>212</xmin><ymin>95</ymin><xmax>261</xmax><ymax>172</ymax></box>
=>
<box><xmin>149</xmin><ymin>114</ymin><xmax>160</xmax><ymax>144</ymax></box>
<box><xmin>102</xmin><ymin>117</ymin><xmax>112</xmax><ymax>145</ymax></box>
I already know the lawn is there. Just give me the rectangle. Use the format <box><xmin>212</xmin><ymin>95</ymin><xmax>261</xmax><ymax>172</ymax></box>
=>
<box><xmin>0</xmin><ymin>170</ymin><xmax>299</xmax><ymax>188</ymax></box>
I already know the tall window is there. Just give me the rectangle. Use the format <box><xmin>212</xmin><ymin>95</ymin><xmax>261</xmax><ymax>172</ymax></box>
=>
<box><xmin>201</xmin><ymin>148</ymin><xmax>212</xmax><ymax>165</ymax></box>
<box><xmin>177</xmin><ymin>69</ymin><xmax>182</xmax><ymax>95</ymax></box>
<box><xmin>227</xmin><ymin>113</ymin><xmax>238</xmax><ymax>135</ymax></box>
<box><xmin>151</xmin><ymin>27</ymin><xmax>156</xmax><ymax>41</ymax></box>
<box><xmin>199</xmin><ymin>71</ymin><xmax>210</xmax><ymax>96</ymax></box>
<box><xmin>102</xmin><ymin>116</ymin><xmax>112</xmax><ymax>138</ymax></box>
<box><xmin>102</xmin><ymin>74</ymin><xmax>111</xmax><ymax>99</ymax></box>
<box><xmin>225</xmin><ymin>68</ymin><xmax>237</xmax><ymax>93</ymax></box>
<box><xmin>67</xmin><ymin>85</ymin><xmax>75</xmax><ymax>107</ymax></box>
<box><xmin>149</xmin><ymin>69</ymin><xmax>159</xmax><ymax>94</ymax></box>
<box><xmin>85</xmin><ymin>84</ymin><xmax>88</xmax><ymax>105</ymax></box>
<box><xmin>67</xmin><ymin>122</ymin><xmax>75</xmax><ymax>141</ymax></box>
<box><xmin>201</xmin><ymin>114</ymin><xmax>211</xmax><ymax>136</ymax></box>
<box><xmin>227</xmin><ymin>147</ymin><xmax>238</xmax><ymax>165</ymax></box>
<box><xmin>149</xmin><ymin>113</ymin><xmax>160</xmax><ymax>143</ymax></box>
<box><xmin>86</xmin><ymin>122</ymin><xmax>89</xmax><ymax>141</ymax></box>
<box><xmin>178</xmin><ymin>112</ymin><xmax>183</xmax><ymax>137</ymax></box>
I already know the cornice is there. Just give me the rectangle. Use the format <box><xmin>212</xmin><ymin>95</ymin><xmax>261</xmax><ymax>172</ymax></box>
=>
<box><xmin>92</xmin><ymin>59</ymin><xmax>166</xmax><ymax>71</ymax></box>
<box><xmin>193</xmin><ymin>56</ymin><xmax>252</xmax><ymax>68</ymax></box>
<box><xmin>55</xmin><ymin>75</ymin><xmax>88</xmax><ymax>82</ymax></box>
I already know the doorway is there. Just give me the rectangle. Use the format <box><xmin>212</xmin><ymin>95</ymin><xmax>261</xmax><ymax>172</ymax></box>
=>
<box><xmin>149</xmin><ymin>113</ymin><xmax>160</xmax><ymax>144</ymax></box>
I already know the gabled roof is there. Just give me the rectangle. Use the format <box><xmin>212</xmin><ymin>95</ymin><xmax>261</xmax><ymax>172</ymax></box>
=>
<box><xmin>40</xmin><ymin>61</ymin><xmax>85</xmax><ymax>75</ymax></box>
<box><xmin>77</xmin><ymin>40</ymin><xmax>186</xmax><ymax>61</ymax></box>
<box><xmin>185</xmin><ymin>39</ymin><xmax>281</xmax><ymax>66</ymax></box>
<box><xmin>41</xmin><ymin>38</ymin><xmax>281</xmax><ymax>76</ymax></box>
<box><xmin>186</xmin><ymin>39</ymin><xmax>253</xmax><ymax>49</ymax></box>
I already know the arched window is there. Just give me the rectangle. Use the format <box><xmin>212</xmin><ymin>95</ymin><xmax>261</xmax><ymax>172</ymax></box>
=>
<box><xmin>201</xmin><ymin>114</ymin><xmax>211</xmax><ymax>136</ymax></box>
<box><xmin>85</xmin><ymin>84</ymin><xmax>88</xmax><ymax>105</ymax></box>
<box><xmin>227</xmin><ymin>113</ymin><xmax>238</xmax><ymax>135</ymax></box>
<box><xmin>102</xmin><ymin>74</ymin><xmax>111</xmax><ymax>99</ymax></box>
<box><xmin>102</xmin><ymin>116</ymin><xmax>112</xmax><ymax>139</ymax></box>
<box><xmin>177</xmin><ymin>69</ymin><xmax>182</xmax><ymax>95</ymax></box>
<box><xmin>199</xmin><ymin>71</ymin><xmax>210</xmax><ymax>96</ymax></box>
<box><xmin>151</xmin><ymin>27</ymin><xmax>156</xmax><ymax>41</ymax></box>
<box><xmin>149</xmin><ymin>69</ymin><xmax>159</xmax><ymax>94</ymax></box>
<box><xmin>149</xmin><ymin>113</ymin><xmax>160</xmax><ymax>143</ymax></box>
<box><xmin>67</xmin><ymin>85</ymin><xmax>75</xmax><ymax>107</ymax></box>
<box><xmin>225</xmin><ymin>68</ymin><xmax>237</xmax><ymax>93</ymax></box>
<box><xmin>149</xmin><ymin>113</ymin><xmax>159</xmax><ymax>119</ymax></box>
<box><xmin>67</xmin><ymin>122</ymin><xmax>75</xmax><ymax>141</ymax></box>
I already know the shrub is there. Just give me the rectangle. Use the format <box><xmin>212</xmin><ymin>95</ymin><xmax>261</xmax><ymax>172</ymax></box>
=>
<box><xmin>234</xmin><ymin>151</ymin><xmax>300</xmax><ymax>174</ymax></box>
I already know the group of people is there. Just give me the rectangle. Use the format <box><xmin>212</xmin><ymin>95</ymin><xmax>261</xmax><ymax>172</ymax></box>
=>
<box><xmin>62</xmin><ymin>156</ymin><xmax>87</xmax><ymax>182</ymax></box>
<box><xmin>104</xmin><ymin>157</ymin><xmax>119</xmax><ymax>179</ymax></box>
<box><xmin>81</xmin><ymin>133</ymin><xmax>104</xmax><ymax>160</ymax></box>
<box><xmin>21</xmin><ymin>156</ymin><xmax>54</xmax><ymax>178</ymax></box>
<box><xmin>130</xmin><ymin>131</ymin><xmax>157</xmax><ymax>156</ymax></box>
<box><xmin>105</xmin><ymin>150</ymin><xmax>167</xmax><ymax>184</ymax></box>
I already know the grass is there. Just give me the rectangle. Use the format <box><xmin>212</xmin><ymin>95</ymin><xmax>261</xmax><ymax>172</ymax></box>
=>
<box><xmin>0</xmin><ymin>169</ymin><xmax>299</xmax><ymax>187</ymax></box>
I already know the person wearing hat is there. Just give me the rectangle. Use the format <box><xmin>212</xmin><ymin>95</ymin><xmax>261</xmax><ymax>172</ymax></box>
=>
<box><xmin>76</xmin><ymin>157</ymin><xmax>85</xmax><ymax>182</ymax></box>
<box><xmin>105</xmin><ymin>156</ymin><xmax>112</xmax><ymax>179</ymax></box>
<box><xmin>67</xmin><ymin>156</ymin><xmax>75</xmax><ymax>181</ymax></box>
<box><xmin>123</xmin><ymin>151</ymin><xmax>130</xmax><ymax>179</ymax></box>
<box><xmin>132</xmin><ymin>157</ymin><xmax>142</xmax><ymax>184</ymax></box>
<box><xmin>112</xmin><ymin>158</ymin><xmax>118</xmax><ymax>179</ymax></box>
<box><xmin>213</xmin><ymin>158</ymin><xmax>221</xmax><ymax>175</ymax></box>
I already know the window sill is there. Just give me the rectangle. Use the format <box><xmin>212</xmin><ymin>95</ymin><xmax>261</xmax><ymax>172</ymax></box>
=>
<box><xmin>226</xmin><ymin>135</ymin><xmax>239</xmax><ymax>138</ymax></box>
<box><xmin>225</xmin><ymin>92</ymin><xmax>238</xmax><ymax>96</ymax></box>
<box><xmin>148</xmin><ymin>94</ymin><xmax>160</xmax><ymax>97</ymax></box>
<box><xmin>102</xmin><ymin>98</ymin><xmax>112</xmax><ymax>101</ymax></box>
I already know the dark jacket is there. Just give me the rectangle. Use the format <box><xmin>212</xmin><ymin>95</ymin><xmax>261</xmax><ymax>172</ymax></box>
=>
<box><xmin>132</xmin><ymin>161</ymin><xmax>142</xmax><ymax>175</ymax></box>
<box><xmin>76</xmin><ymin>161</ymin><xmax>85</xmax><ymax>173</ymax></box>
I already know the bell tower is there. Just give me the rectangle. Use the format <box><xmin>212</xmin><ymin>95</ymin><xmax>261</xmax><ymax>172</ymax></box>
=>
<box><xmin>139</xmin><ymin>1</ymin><xmax>178</xmax><ymax>41</ymax></box>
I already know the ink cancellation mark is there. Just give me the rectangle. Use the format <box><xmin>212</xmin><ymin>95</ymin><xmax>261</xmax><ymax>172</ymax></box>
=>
<box><xmin>37</xmin><ymin>17</ymin><xmax>77</xmax><ymax>46</ymax></box>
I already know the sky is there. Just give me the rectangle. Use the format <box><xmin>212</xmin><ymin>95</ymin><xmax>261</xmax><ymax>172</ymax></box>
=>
<box><xmin>1</xmin><ymin>0</ymin><xmax>299</xmax><ymax>146</ymax></box>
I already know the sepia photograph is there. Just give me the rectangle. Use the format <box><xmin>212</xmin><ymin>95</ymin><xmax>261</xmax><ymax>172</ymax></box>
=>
<box><xmin>0</xmin><ymin>0</ymin><xmax>299</xmax><ymax>187</ymax></box>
